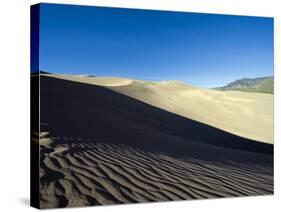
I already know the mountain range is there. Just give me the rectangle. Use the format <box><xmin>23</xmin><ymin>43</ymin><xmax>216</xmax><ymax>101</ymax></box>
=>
<box><xmin>214</xmin><ymin>76</ymin><xmax>274</xmax><ymax>94</ymax></box>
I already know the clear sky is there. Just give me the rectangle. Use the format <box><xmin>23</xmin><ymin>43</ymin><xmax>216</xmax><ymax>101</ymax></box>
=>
<box><xmin>38</xmin><ymin>3</ymin><xmax>273</xmax><ymax>88</ymax></box>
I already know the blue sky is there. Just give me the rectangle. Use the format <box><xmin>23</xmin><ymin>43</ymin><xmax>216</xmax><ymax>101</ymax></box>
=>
<box><xmin>38</xmin><ymin>3</ymin><xmax>273</xmax><ymax>88</ymax></box>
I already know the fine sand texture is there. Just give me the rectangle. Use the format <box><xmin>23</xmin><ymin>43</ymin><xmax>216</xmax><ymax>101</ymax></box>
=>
<box><xmin>38</xmin><ymin>75</ymin><xmax>273</xmax><ymax>208</ymax></box>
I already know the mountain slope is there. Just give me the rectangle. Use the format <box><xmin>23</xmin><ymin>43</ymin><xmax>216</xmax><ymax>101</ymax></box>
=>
<box><xmin>214</xmin><ymin>76</ymin><xmax>274</xmax><ymax>94</ymax></box>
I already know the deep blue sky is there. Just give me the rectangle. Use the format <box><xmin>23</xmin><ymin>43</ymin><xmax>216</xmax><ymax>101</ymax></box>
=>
<box><xmin>38</xmin><ymin>3</ymin><xmax>273</xmax><ymax>88</ymax></box>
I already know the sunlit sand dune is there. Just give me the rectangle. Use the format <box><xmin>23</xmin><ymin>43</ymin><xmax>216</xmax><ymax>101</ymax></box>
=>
<box><xmin>112</xmin><ymin>81</ymin><xmax>273</xmax><ymax>144</ymax></box>
<box><xmin>45</xmin><ymin>74</ymin><xmax>273</xmax><ymax>144</ymax></box>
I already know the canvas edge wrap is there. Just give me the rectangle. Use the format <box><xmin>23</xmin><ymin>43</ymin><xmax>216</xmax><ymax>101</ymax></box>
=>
<box><xmin>30</xmin><ymin>4</ymin><xmax>40</xmax><ymax>209</ymax></box>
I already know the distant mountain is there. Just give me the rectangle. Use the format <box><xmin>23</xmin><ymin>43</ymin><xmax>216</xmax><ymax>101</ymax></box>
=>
<box><xmin>214</xmin><ymin>76</ymin><xmax>274</xmax><ymax>94</ymax></box>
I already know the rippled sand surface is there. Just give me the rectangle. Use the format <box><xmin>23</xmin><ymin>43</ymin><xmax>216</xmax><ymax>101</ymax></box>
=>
<box><xmin>40</xmin><ymin>133</ymin><xmax>273</xmax><ymax>208</ymax></box>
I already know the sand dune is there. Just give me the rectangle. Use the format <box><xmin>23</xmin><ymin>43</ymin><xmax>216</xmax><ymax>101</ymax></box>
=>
<box><xmin>37</xmin><ymin>75</ymin><xmax>273</xmax><ymax>208</ymax></box>
<box><xmin>44</xmin><ymin>74</ymin><xmax>273</xmax><ymax>144</ymax></box>
<box><xmin>45</xmin><ymin>74</ymin><xmax>133</xmax><ymax>87</ymax></box>
<box><xmin>112</xmin><ymin>81</ymin><xmax>273</xmax><ymax>144</ymax></box>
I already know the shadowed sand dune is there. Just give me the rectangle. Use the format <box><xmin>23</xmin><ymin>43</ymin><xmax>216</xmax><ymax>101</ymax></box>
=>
<box><xmin>38</xmin><ymin>75</ymin><xmax>273</xmax><ymax>208</ymax></box>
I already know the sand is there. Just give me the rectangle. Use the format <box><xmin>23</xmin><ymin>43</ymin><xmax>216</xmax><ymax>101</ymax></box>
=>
<box><xmin>46</xmin><ymin>74</ymin><xmax>133</xmax><ymax>87</ymax></box>
<box><xmin>37</xmin><ymin>75</ymin><xmax>274</xmax><ymax>208</ymax></box>
<box><xmin>46</xmin><ymin>74</ymin><xmax>273</xmax><ymax>144</ymax></box>
<box><xmin>39</xmin><ymin>133</ymin><xmax>273</xmax><ymax>208</ymax></box>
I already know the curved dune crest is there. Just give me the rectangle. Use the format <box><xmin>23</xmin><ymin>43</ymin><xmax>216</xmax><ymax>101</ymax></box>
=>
<box><xmin>44</xmin><ymin>74</ymin><xmax>273</xmax><ymax>144</ymax></box>
<box><xmin>43</xmin><ymin>74</ymin><xmax>134</xmax><ymax>87</ymax></box>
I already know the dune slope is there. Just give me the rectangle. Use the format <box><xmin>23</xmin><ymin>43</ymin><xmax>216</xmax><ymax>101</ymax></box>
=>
<box><xmin>46</xmin><ymin>74</ymin><xmax>273</xmax><ymax>144</ymax></box>
<box><xmin>38</xmin><ymin>75</ymin><xmax>273</xmax><ymax>208</ymax></box>
<box><xmin>111</xmin><ymin>81</ymin><xmax>273</xmax><ymax>144</ymax></box>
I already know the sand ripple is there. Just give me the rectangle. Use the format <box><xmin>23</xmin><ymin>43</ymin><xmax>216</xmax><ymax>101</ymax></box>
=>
<box><xmin>40</xmin><ymin>135</ymin><xmax>273</xmax><ymax>208</ymax></box>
